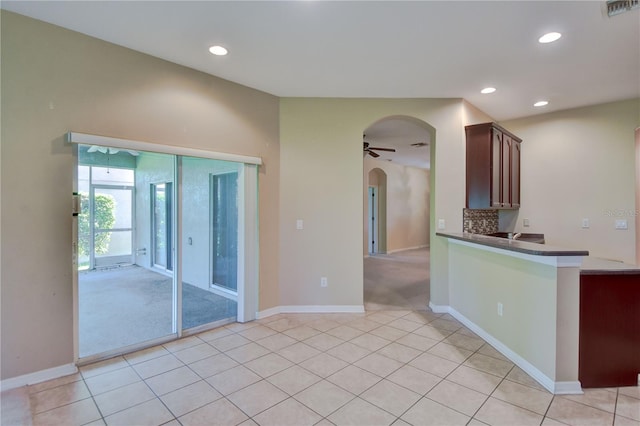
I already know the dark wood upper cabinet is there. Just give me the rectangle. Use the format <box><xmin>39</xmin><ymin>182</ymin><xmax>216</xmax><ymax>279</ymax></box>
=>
<box><xmin>466</xmin><ymin>122</ymin><xmax>522</xmax><ymax>209</ymax></box>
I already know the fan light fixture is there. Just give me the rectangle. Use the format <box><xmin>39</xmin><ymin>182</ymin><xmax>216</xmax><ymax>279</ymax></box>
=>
<box><xmin>87</xmin><ymin>145</ymin><xmax>139</xmax><ymax>156</ymax></box>
<box><xmin>363</xmin><ymin>135</ymin><xmax>396</xmax><ymax>158</ymax></box>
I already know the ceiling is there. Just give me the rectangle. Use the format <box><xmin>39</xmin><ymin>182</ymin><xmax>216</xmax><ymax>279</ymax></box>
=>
<box><xmin>3</xmin><ymin>1</ymin><xmax>639</xmax><ymax>169</ymax></box>
<box><xmin>364</xmin><ymin>117</ymin><xmax>432</xmax><ymax>169</ymax></box>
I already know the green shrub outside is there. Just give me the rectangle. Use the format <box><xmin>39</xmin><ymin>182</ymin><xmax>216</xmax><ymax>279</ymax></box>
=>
<box><xmin>78</xmin><ymin>192</ymin><xmax>116</xmax><ymax>256</ymax></box>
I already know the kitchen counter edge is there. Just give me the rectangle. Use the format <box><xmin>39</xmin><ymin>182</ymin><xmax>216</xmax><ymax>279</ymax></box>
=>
<box><xmin>436</xmin><ymin>232</ymin><xmax>589</xmax><ymax>257</ymax></box>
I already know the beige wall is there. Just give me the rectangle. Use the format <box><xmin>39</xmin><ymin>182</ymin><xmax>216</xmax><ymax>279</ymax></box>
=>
<box><xmin>449</xmin><ymin>242</ymin><xmax>558</xmax><ymax>379</ymax></box>
<box><xmin>279</xmin><ymin>98</ymin><xmax>476</xmax><ymax>308</ymax></box>
<box><xmin>448</xmin><ymin>241</ymin><xmax>582</xmax><ymax>387</ymax></box>
<box><xmin>0</xmin><ymin>11</ymin><xmax>280</xmax><ymax>380</ymax></box>
<box><xmin>503</xmin><ymin>99</ymin><xmax>639</xmax><ymax>264</ymax></box>
<box><xmin>364</xmin><ymin>158</ymin><xmax>430</xmax><ymax>255</ymax></box>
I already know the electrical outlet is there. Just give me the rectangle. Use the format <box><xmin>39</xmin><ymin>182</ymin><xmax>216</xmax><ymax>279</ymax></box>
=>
<box><xmin>296</xmin><ymin>219</ymin><xmax>304</xmax><ymax>230</ymax></box>
<box><xmin>582</xmin><ymin>218</ymin><xmax>590</xmax><ymax>229</ymax></box>
<box><xmin>615</xmin><ymin>219</ymin><xmax>628</xmax><ymax>230</ymax></box>
<box><xmin>320</xmin><ymin>277</ymin><xmax>328</xmax><ymax>287</ymax></box>
<box><xmin>438</xmin><ymin>219</ymin><xmax>445</xmax><ymax>230</ymax></box>
<box><xmin>497</xmin><ymin>302</ymin><xmax>503</xmax><ymax>317</ymax></box>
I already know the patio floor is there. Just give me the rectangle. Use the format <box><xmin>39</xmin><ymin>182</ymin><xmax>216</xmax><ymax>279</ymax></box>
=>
<box><xmin>79</xmin><ymin>265</ymin><xmax>236</xmax><ymax>357</ymax></box>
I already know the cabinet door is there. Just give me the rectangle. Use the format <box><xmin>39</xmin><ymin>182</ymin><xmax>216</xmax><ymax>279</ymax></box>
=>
<box><xmin>491</xmin><ymin>129</ymin><xmax>502</xmax><ymax>208</ymax></box>
<box><xmin>511</xmin><ymin>141</ymin><xmax>521</xmax><ymax>208</ymax></box>
<box><xmin>502</xmin><ymin>134</ymin><xmax>512</xmax><ymax>207</ymax></box>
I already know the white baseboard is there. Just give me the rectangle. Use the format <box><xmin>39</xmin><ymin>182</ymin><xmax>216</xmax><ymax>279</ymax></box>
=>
<box><xmin>387</xmin><ymin>245</ymin><xmax>429</xmax><ymax>254</ymax></box>
<box><xmin>281</xmin><ymin>305</ymin><xmax>365</xmax><ymax>314</ymax></box>
<box><xmin>428</xmin><ymin>301</ymin><xmax>450</xmax><ymax>314</ymax></box>
<box><xmin>257</xmin><ymin>305</ymin><xmax>365</xmax><ymax>319</ymax></box>
<box><xmin>1</xmin><ymin>363</ymin><xmax>78</xmax><ymax>391</ymax></box>
<box><xmin>435</xmin><ymin>304</ymin><xmax>583</xmax><ymax>395</ymax></box>
<box><xmin>554</xmin><ymin>381</ymin><xmax>584</xmax><ymax>395</ymax></box>
<box><xmin>256</xmin><ymin>306</ymin><xmax>282</xmax><ymax>320</ymax></box>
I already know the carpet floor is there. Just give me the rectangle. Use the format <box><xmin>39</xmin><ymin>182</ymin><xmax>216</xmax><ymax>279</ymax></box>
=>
<box><xmin>79</xmin><ymin>265</ymin><xmax>236</xmax><ymax>357</ymax></box>
<box><xmin>364</xmin><ymin>247</ymin><xmax>430</xmax><ymax>311</ymax></box>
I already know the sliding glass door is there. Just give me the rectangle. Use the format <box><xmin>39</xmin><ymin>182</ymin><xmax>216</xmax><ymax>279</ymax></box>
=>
<box><xmin>75</xmin><ymin>140</ymin><xmax>258</xmax><ymax>361</ymax></box>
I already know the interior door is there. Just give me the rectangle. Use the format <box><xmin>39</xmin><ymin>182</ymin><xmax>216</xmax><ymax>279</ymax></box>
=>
<box><xmin>368</xmin><ymin>186</ymin><xmax>378</xmax><ymax>254</ymax></box>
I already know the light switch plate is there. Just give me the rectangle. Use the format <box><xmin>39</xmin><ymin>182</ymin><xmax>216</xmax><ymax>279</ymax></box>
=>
<box><xmin>582</xmin><ymin>218</ymin><xmax>590</xmax><ymax>229</ymax></box>
<box><xmin>523</xmin><ymin>218</ymin><xmax>530</xmax><ymax>227</ymax></box>
<box><xmin>438</xmin><ymin>219</ymin><xmax>445</xmax><ymax>230</ymax></box>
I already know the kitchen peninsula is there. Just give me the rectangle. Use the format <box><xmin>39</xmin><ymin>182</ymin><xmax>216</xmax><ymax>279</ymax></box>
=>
<box><xmin>435</xmin><ymin>232</ymin><xmax>589</xmax><ymax>395</ymax></box>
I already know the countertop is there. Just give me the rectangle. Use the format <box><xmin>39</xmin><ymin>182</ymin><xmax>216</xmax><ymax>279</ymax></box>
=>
<box><xmin>438</xmin><ymin>232</ymin><xmax>639</xmax><ymax>274</ymax></box>
<box><xmin>580</xmin><ymin>256</ymin><xmax>640</xmax><ymax>275</ymax></box>
<box><xmin>436</xmin><ymin>232</ymin><xmax>589</xmax><ymax>257</ymax></box>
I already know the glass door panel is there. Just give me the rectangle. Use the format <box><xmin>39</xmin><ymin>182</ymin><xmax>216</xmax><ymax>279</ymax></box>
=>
<box><xmin>78</xmin><ymin>147</ymin><xmax>177</xmax><ymax>359</ymax></box>
<box><xmin>181</xmin><ymin>157</ymin><xmax>239</xmax><ymax>330</ymax></box>
<box><xmin>211</xmin><ymin>172</ymin><xmax>239</xmax><ymax>292</ymax></box>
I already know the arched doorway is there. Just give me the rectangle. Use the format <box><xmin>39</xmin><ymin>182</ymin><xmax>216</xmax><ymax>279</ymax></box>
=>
<box><xmin>363</xmin><ymin>115</ymin><xmax>433</xmax><ymax>311</ymax></box>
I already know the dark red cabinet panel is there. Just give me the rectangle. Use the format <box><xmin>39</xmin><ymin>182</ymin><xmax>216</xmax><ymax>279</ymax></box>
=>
<box><xmin>579</xmin><ymin>273</ymin><xmax>640</xmax><ymax>387</ymax></box>
<box><xmin>466</xmin><ymin>122</ymin><xmax>521</xmax><ymax>209</ymax></box>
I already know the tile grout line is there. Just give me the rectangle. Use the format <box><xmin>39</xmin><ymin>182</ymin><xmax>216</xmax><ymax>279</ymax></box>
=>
<box><xmin>22</xmin><ymin>310</ymin><xmax>639</xmax><ymax>426</ymax></box>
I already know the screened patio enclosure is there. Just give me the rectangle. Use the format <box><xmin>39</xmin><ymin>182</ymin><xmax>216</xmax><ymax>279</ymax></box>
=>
<box><xmin>75</xmin><ymin>138</ymin><xmax>258</xmax><ymax>360</ymax></box>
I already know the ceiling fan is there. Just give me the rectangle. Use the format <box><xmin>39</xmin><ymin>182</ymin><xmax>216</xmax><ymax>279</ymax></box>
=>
<box><xmin>363</xmin><ymin>135</ymin><xmax>396</xmax><ymax>158</ymax></box>
<box><xmin>87</xmin><ymin>145</ymin><xmax>139</xmax><ymax>156</ymax></box>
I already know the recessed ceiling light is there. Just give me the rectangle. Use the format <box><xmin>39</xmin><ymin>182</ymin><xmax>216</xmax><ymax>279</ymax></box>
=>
<box><xmin>209</xmin><ymin>45</ymin><xmax>228</xmax><ymax>56</ymax></box>
<box><xmin>534</xmin><ymin>101</ymin><xmax>549</xmax><ymax>107</ymax></box>
<box><xmin>481</xmin><ymin>87</ymin><xmax>496</xmax><ymax>94</ymax></box>
<box><xmin>538</xmin><ymin>32</ymin><xmax>562</xmax><ymax>44</ymax></box>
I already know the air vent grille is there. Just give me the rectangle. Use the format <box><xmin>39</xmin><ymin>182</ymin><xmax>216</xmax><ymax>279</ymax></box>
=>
<box><xmin>607</xmin><ymin>0</ymin><xmax>639</xmax><ymax>16</ymax></box>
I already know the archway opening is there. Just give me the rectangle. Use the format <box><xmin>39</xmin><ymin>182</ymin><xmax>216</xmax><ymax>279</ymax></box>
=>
<box><xmin>362</xmin><ymin>115</ymin><xmax>433</xmax><ymax>311</ymax></box>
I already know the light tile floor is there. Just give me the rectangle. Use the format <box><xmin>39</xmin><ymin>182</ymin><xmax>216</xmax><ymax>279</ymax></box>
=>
<box><xmin>2</xmin><ymin>311</ymin><xmax>639</xmax><ymax>426</ymax></box>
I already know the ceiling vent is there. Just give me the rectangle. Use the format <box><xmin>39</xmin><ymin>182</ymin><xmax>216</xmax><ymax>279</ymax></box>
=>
<box><xmin>607</xmin><ymin>0</ymin><xmax>639</xmax><ymax>16</ymax></box>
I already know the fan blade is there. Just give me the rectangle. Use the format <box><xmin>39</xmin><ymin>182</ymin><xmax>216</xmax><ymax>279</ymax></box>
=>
<box><xmin>369</xmin><ymin>147</ymin><xmax>396</xmax><ymax>152</ymax></box>
<box><xmin>368</xmin><ymin>150</ymin><xmax>380</xmax><ymax>158</ymax></box>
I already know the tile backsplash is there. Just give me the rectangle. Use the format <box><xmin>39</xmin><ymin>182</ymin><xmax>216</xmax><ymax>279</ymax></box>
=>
<box><xmin>463</xmin><ymin>209</ymin><xmax>499</xmax><ymax>234</ymax></box>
